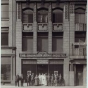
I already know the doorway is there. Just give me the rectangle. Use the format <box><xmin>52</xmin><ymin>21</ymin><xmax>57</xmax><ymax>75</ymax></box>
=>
<box><xmin>76</xmin><ymin>65</ymin><xmax>83</xmax><ymax>86</ymax></box>
<box><xmin>37</xmin><ymin>64</ymin><xmax>48</xmax><ymax>75</ymax></box>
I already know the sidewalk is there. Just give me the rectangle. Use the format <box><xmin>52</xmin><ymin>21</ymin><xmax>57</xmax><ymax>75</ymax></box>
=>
<box><xmin>1</xmin><ymin>85</ymin><xmax>86</xmax><ymax>88</ymax></box>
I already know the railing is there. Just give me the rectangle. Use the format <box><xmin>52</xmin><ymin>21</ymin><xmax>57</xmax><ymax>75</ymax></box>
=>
<box><xmin>73</xmin><ymin>48</ymin><xmax>86</xmax><ymax>56</ymax></box>
<box><xmin>38</xmin><ymin>23</ymin><xmax>48</xmax><ymax>31</ymax></box>
<box><xmin>72</xmin><ymin>43</ymin><xmax>86</xmax><ymax>56</ymax></box>
<box><xmin>53</xmin><ymin>23</ymin><xmax>63</xmax><ymax>31</ymax></box>
<box><xmin>23</xmin><ymin>23</ymin><xmax>33</xmax><ymax>31</ymax></box>
<box><xmin>75</xmin><ymin>23</ymin><xmax>86</xmax><ymax>31</ymax></box>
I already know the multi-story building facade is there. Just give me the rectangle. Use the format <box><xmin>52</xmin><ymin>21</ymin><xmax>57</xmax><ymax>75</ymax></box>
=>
<box><xmin>1</xmin><ymin>0</ymin><xmax>87</xmax><ymax>86</ymax></box>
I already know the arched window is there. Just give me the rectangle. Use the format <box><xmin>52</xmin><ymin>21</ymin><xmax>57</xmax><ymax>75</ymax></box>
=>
<box><xmin>37</xmin><ymin>8</ymin><xmax>48</xmax><ymax>23</ymax></box>
<box><xmin>22</xmin><ymin>8</ymin><xmax>33</xmax><ymax>23</ymax></box>
<box><xmin>52</xmin><ymin>8</ymin><xmax>63</xmax><ymax>23</ymax></box>
<box><xmin>75</xmin><ymin>8</ymin><xmax>85</xmax><ymax>23</ymax></box>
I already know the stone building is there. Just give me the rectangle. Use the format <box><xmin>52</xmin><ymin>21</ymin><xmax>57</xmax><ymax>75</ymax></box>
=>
<box><xmin>1</xmin><ymin>0</ymin><xmax>87</xmax><ymax>86</ymax></box>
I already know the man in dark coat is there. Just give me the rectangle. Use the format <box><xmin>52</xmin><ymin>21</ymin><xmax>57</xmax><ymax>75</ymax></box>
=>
<box><xmin>15</xmin><ymin>75</ymin><xmax>19</xmax><ymax>86</ymax></box>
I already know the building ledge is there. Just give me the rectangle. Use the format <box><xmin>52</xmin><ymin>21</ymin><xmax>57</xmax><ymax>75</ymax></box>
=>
<box><xmin>70</xmin><ymin>56</ymin><xmax>86</xmax><ymax>59</ymax></box>
<box><xmin>1</xmin><ymin>46</ymin><xmax>16</xmax><ymax>50</ymax></box>
<box><xmin>1</xmin><ymin>54</ymin><xmax>15</xmax><ymax>57</ymax></box>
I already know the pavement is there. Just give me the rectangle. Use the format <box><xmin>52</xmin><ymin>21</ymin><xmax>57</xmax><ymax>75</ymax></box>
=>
<box><xmin>1</xmin><ymin>85</ymin><xmax>87</xmax><ymax>88</ymax></box>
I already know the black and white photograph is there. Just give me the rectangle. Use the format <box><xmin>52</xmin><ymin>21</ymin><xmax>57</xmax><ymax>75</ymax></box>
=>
<box><xmin>1</xmin><ymin>0</ymin><xmax>87</xmax><ymax>88</ymax></box>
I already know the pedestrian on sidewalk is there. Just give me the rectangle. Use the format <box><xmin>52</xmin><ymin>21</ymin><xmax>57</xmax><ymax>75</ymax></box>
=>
<box><xmin>21</xmin><ymin>74</ymin><xmax>24</xmax><ymax>86</ymax></box>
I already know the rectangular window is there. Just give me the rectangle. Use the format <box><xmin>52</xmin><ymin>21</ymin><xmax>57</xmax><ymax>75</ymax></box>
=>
<box><xmin>1</xmin><ymin>32</ymin><xmax>8</xmax><ymax>46</ymax></box>
<box><xmin>52</xmin><ymin>32</ymin><xmax>63</xmax><ymax>52</ymax></box>
<box><xmin>37</xmin><ymin>32</ymin><xmax>48</xmax><ymax>52</ymax></box>
<box><xmin>1</xmin><ymin>4</ymin><xmax>9</xmax><ymax>19</ymax></box>
<box><xmin>22</xmin><ymin>32</ymin><xmax>33</xmax><ymax>52</ymax></box>
<box><xmin>52</xmin><ymin>37</ymin><xmax>63</xmax><ymax>52</ymax></box>
<box><xmin>1</xmin><ymin>57</ymin><xmax>11</xmax><ymax>80</ymax></box>
<box><xmin>75</xmin><ymin>32</ymin><xmax>86</xmax><ymax>42</ymax></box>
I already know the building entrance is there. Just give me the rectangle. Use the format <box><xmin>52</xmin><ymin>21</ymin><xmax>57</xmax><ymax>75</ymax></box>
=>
<box><xmin>37</xmin><ymin>64</ymin><xmax>48</xmax><ymax>74</ymax></box>
<box><xmin>76</xmin><ymin>65</ymin><xmax>83</xmax><ymax>86</ymax></box>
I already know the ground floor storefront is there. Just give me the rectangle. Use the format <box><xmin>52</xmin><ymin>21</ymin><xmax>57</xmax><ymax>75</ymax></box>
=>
<box><xmin>1</xmin><ymin>58</ymin><xmax>87</xmax><ymax>86</ymax></box>
<box><xmin>22</xmin><ymin>59</ymin><xmax>63</xmax><ymax>82</ymax></box>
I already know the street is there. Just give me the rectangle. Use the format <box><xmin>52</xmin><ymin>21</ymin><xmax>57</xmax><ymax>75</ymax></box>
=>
<box><xmin>1</xmin><ymin>85</ymin><xmax>86</xmax><ymax>88</ymax></box>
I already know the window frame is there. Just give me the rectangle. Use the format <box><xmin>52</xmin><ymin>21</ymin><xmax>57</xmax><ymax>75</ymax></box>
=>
<box><xmin>22</xmin><ymin>8</ymin><xmax>33</xmax><ymax>23</ymax></box>
<box><xmin>1</xmin><ymin>31</ymin><xmax>9</xmax><ymax>46</ymax></box>
<box><xmin>52</xmin><ymin>8</ymin><xmax>63</xmax><ymax>23</ymax></box>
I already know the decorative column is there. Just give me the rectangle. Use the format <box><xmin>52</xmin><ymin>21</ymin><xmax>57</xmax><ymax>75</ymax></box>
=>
<box><xmin>69</xmin><ymin>3</ymin><xmax>75</xmax><ymax>86</ymax></box>
<box><xmin>16</xmin><ymin>2</ymin><xmax>22</xmax><ymax>76</ymax></box>
<box><xmin>9</xmin><ymin>0</ymin><xmax>13</xmax><ymax>46</ymax></box>
<box><xmin>48</xmin><ymin>3</ymin><xmax>52</xmax><ymax>54</ymax></box>
<box><xmin>63</xmin><ymin>2</ymin><xmax>70</xmax><ymax>86</ymax></box>
<box><xmin>33</xmin><ymin>3</ymin><xmax>37</xmax><ymax>53</ymax></box>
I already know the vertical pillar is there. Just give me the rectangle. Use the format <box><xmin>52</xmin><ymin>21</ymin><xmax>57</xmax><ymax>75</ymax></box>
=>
<box><xmin>69</xmin><ymin>3</ymin><xmax>75</xmax><ymax>56</ymax></box>
<box><xmin>9</xmin><ymin>0</ymin><xmax>13</xmax><ymax>46</ymax></box>
<box><xmin>83</xmin><ymin>65</ymin><xmax>87</xmax><ymax>86</ymax></box>
<box><xmin>16</xmin><ymin>2</ymin><xmax>22</xmax><ymax>76</ymax></box>
<box><xmin>69</xmin><ymin>3</ymin><xmax>75</xmax><ymax>86</ymax></box>
<box><xmin>12</xmin><ymin>0</ymin><xmax>16</xmax><ymax>47</ymax></box>
<box><xmin>33</xmin><ymin>3</ymin><xmax>37</xmax><ymax>53</ymax></box>
<box><xmin>48</xmin><ymin>3</ymin><xmax>52</xmax><ymax>54</ymax></box>
<box><xmin>63</xmin><ymin>3</ymin><xmax>69</xmax><ymax>86</ymax></box>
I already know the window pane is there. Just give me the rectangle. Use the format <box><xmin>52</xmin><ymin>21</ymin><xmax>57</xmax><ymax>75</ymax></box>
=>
<box><xmin>38</xmin><ymin>37</ymin><xmax>48</xmax><ymax>52</ymax></box>
<box><xmin>1</xmin><ymin>5</ymin><xmax>9</xmax><ymax>19</ymax></box>
<box><xmin>1</xmin><ymin>58</ymin><xmax>11</xmax><ymax>80</ymax></box>
<box><xmin>1</xmin><ymin>33</ymin><xmax>8</xmax><ymax>46</ymax></box>
<box><xmin>52</xmin><ymin>37</ymin><xmax>63</xmax><ymax>52</ymax></box>
<box><xmin>22</xmin><ymin>9</ymin><xmax>33</xmax><ymax>23</ymax></box>
<box><xmin>28</xmin><ymin>14</ymin><xmax>33</xmax><ymax>23</ymax></box>
<box><xmin>53</xmin><ymin>10</ymin><xmax>63</xmax><ymax>23</ymax></box>
<box><xmin>1</xmin><ymin>65</ymin><xmax>11</xmax><ymax>80</ymax></box>
<box><xmin>75</xmin><ymin>14</ymin><xmax>85</xmax><ymax>23</ymax></box>
<box><xmin>22</xmin><ymin>37</ymin><xmax>33</xmax><ymax>52</ymax></box>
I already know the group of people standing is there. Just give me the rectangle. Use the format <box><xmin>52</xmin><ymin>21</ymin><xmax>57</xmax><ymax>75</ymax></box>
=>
<box><xmin>27</xmin><ymin>73</ymin><xmax>65</xmax><ymax>86</ymax></box>
<box><xmin>15</xmin><ymin>73</ymin><xmax>65</xmax><ymax>86</ymax></box>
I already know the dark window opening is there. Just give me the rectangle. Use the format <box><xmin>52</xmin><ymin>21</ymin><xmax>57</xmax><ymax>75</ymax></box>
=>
<box><xmin>75</xmin><ymin>32</ymin><xmax>86</xmax><ymax>42</ymax></box>
<box><xmin>52</xmin><ymin>32</ymin><xmax>63</xmax><ymax>52</ymax></box>
<box><xmin>52</xmin><ymin>9</ymin><xmax>63</xmax><ymax>23</ymax></box>
<box><xmin>37</xmin><ymin>32</ymin><xmax>48</xmax><ymax>52</ymax></box>
<box><xmin>22</xmin><ymin>32</ymin><xmax>33</xmax><ymax>52</ymax></box>
<box><xmin>1</xmin><ymin>32</ymin><xmax>8</xmax><ymax>46</ymax></box>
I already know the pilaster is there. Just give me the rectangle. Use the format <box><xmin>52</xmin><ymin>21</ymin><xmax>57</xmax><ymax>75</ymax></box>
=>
<box><xmin>33</xmin><ymin>3</ymin><xmax>37</xmax><ymax>53</ymax></box>
<box><xmin>16</xmin><ymin>20</ymin><xmax>22</xmax><ymax>75</ymax></box>
<box><xmin>12</xmin><ymin>0</ymin><xmax>16</xmax><ymax>47</ymax></box>
<box><xmin>9</xmin><ymin>0</ymin><xmax>13</xmax><ymax>46</ymax></box>
<box><xmin>69</xmin><ymin>3</ymin><xmax>75</xmax><ymax>86</ymax></box>
<box><xmin>69</xmin><ymin>3</ymin><xmax>75</xmax><ymax>56</ymax></box>
<box><xmin>63</xmin><ymin>3</ymin><xmax>69</xmax><ymax>86</ymax></box>
<box><xmin>48</xmin><ymin>3</ymin><xmax>52</xmax><ymax>54</ymax></box>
